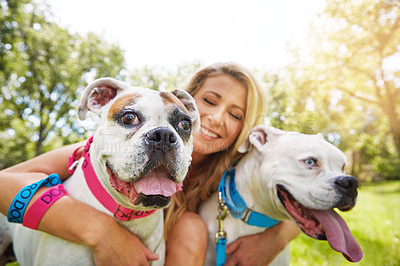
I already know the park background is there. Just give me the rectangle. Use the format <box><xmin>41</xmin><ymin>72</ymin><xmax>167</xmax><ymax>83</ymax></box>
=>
<box><xmin>0</xmin><ymin>0</ymin><xmax>399</xmax><ymax>265</ymax></box>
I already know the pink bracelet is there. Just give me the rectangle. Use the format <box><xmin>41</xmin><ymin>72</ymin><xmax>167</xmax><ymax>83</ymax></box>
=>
<box><xmin>23</xmin><ymin>184</ymin><xmax>68</xmax><ymax>230</ymax></box>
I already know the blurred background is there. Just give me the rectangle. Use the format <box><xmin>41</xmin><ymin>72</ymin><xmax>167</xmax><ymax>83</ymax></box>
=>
<box><xmin>0</xmin><ymin>0</ymin><xmax>399</xmax><ymax>265</ymax></box>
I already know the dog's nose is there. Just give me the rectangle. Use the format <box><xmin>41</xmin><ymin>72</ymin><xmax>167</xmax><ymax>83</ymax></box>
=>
<box><xmin>146</xmin><ymin>127</ymin><xmax>177</xmax><ymax>152</ymax></box>
<box><xmin>334</xmin><ymin>175</ymin><xmax>359</xmax><ymax>196</ymax></box>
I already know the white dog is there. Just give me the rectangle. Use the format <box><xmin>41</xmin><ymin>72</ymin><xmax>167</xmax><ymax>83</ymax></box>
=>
<box><xmin>199</xmin><ymin>125</ymin><xmax>363</xmax><ymax>265</ymax></box>
<box><xmin>0</xmin><ymin>78</ymin><xmax>200</xmax><ymax>266</ymax></box>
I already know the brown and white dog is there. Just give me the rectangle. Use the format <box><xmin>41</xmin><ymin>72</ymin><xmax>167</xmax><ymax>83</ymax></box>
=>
<box><xmin>199</xmin><ymin>125</ymin><xmax>363</xmax><ymax>265</ymax></box>
<box><xmin>0</xmin><ymin>78</ymin><xmax>200</xmax><ymax>266</ymax></box>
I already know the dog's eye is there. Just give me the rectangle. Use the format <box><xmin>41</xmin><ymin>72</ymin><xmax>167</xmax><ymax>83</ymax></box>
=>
<box><xmin>122</xmin><ymin>113</ymin><xmax>139</xmax><ymax>125</ymax></box>
<box><xmin>178</xmin><ymin>120</ymin><xmax>191</xmax><ymax>131</ymax></box>
<box><xmin>303</xmin><ymin>157</ymin><xmax>318</xmax><ymax>168</ymax></box>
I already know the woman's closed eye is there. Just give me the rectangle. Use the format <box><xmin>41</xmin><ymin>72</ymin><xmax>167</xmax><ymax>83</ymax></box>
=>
<box><xmin>229</xmin><ymin>112</ymin><xmax>242</xmax><ymax>120</ymax></box>
<box><xmin>203</xmin><ymin>97</ymin><xmax>216</xmax><ymax>106</ymax></box>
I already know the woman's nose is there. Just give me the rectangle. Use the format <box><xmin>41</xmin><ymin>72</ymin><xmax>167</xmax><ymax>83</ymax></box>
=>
<box><xmin>210</xmin><ymin>108</ymin><xmax>225</xmax><ymax>126</ymax></box>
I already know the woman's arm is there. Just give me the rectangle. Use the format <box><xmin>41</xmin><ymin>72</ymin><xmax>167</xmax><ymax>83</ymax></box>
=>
<box><xmin>0</xmin><ymin>142</ymin><xmax>85</xmax><ymax>215</ymax></box>
<box><xmin>0</xmin><ymin>143</ymin><xmax>158</xmax><ymax>265</ymax></box>
<box><xmin>225</xmin><ymin>220</ymin><xmax>300</xmax><ymax>265</ymax></box>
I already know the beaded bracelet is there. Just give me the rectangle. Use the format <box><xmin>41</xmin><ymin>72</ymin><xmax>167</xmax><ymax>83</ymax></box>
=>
<box><xmin>7</xmin><ymin>174</ymin><xmax>62</xmax><ymax>223</ymax></box>
<box><xmin>23</xmin><ymin>184</ymin><xmax>68</xmax><ymax>229</ymax></box>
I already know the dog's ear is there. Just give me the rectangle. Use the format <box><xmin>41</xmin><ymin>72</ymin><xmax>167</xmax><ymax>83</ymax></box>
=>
<box><xmin>171</xmin><ymin>89</ymin><xmax>201</xmax><ymax>134</ymax></box>
<box><xmin>78</xmin><ymin>78</ymin><xmax>130</xmax><ymax>120</ymax></box>
<box><xmin>238</xmin><ymin>125</ymin><xmax>268</xmax><ymax>153</ymax></box>
<box><xmin>238</xmin><ymin>125</ymin><xmax>284</xmax><ymax>153</ymax></box>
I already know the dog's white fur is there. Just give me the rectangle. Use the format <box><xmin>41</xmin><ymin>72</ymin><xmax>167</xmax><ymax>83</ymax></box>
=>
<box><xmin>0</xmin><ymin>78</ymin><xmax>200</xmax><ymax>266</ymax></box>
<box><xmin>199</xmin><ymin>125</ymin><xmax>361</xmax><ymax>265</ymax></box>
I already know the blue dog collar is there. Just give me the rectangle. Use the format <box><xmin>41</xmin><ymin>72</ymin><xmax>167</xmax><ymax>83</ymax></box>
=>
<box><xmin>218</xmin><ymin>166</ymin><xmax>279</xmax><ymax>228</ymax></box>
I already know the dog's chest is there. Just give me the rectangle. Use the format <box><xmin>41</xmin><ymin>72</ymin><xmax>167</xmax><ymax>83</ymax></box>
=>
<box><xmin>64</xmin><ymin>159</ymin><xmax>164</xmax><ymax>246</ymax></box>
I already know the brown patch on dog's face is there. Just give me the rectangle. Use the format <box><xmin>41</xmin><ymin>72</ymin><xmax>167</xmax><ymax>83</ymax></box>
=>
<box><xmin>160</xmin><ymin>92</ymin><xmax>188</xmax><ymax>114</ymax></box>
<box><xmin>108</xmin><ymin>93</ymin><xmax>142</xmax><ymax>121</ymax></box>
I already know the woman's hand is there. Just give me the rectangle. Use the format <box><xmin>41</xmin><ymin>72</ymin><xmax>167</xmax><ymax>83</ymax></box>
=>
<box><xmin>225</xmin><ymin>220</ymin><xmax>300</xmax><ymax>266</ymax></box>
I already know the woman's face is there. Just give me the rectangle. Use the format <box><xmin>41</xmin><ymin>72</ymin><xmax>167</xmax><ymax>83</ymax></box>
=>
<box><xmin>192</xmin><ymin>74</ymin><xmax>247</xmax><ymax>160</ymax></box>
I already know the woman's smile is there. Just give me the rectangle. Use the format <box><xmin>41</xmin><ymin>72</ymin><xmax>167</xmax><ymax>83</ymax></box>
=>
<box><xmin>199</xmin><ymin>126</ymin><xmax>220</xmax><ymax>139</ymax></box>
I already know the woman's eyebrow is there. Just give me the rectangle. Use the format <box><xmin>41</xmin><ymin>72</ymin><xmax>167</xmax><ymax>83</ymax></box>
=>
<box><xmin>232</xmin><ymin>105</ymin><xmax>246</xmax><ymax>113</ymax></box>
<box><xmin>207</xmin><ymin>91</ymin><xmax>221</xmax><ymax>98</ymax></box>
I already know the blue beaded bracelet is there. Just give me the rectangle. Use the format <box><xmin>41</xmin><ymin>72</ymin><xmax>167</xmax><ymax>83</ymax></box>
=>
<box><xmin>7</xmin><ymin>173</ymin><xmax>62</xmax><ymax>223</ymax></box>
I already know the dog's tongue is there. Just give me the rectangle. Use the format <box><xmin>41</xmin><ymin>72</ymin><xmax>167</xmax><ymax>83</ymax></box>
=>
<box><xmin>310</xmin><ymin>209</ymin><xmax>363</xmax><ymax>262</ymax></box>
<box><xmin>135</xmin><ymin>167</ymin><xmax>182</xmax><ymax>197</ymax></box>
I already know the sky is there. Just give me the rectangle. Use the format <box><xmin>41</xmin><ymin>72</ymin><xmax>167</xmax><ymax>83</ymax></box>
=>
<box><xmin>47</xmin><ymin>0</ymin><xmax>325</xmax><ymax>71</ymax></box>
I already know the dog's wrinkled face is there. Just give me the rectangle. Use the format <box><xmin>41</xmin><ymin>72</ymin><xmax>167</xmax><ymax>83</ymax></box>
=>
<box><xmin>78</xmin><ymin>78</ymin><xmax>200</xmax><ymax>210</ymax></box>
<box><xmin>239</xmin><ymin>125</ymin><xmax>362</xmax><ymax>262</ymax></box>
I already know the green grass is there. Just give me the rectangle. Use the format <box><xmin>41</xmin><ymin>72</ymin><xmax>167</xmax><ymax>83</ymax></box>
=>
<box><xmin>290</xmin><ymin>181</ymin><xmax>400</xmax><ymax>266</ymax></box>
<box><xmin>5</xmin><ymin>262</ymin><xmax>18</xmax><ymax>266</ymax></box>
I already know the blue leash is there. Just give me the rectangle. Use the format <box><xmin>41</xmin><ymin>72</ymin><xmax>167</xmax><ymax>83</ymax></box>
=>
<box><xmin>215</xmin><ymin>165</ymin><xmax>280</xmax><ymax>265</ymax></box>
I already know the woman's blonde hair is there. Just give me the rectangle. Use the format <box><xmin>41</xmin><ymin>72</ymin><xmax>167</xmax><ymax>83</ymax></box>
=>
<box><xmin>164</xmin><ymin>62</ymin><xmax>267</xmax><ymax>237</ymax></box>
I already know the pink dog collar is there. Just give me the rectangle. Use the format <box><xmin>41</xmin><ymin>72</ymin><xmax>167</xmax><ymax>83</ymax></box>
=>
<box><xmin>81</xmin><ymin>137</ymin><xmax>156</xmax><ymax>221</ymax></box>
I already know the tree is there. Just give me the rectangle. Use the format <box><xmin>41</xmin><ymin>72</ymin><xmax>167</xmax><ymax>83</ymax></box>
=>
<box><xmin>128</xmin><ymin>61</ymin><xmax>202</xmax><ymax>91</ymax></box>
<box><xmin>0</xmin><ymin>0</ymin><xmax>126</xmax><ymax>169</ymax></box>
<box><xmin>289</xmin><ymin>0</ymin><xmax>400</xmax><ymax>180</ymax></box>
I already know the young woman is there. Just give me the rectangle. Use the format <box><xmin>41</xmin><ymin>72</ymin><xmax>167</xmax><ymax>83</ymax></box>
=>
<box><xmin>0</xmin><ymin>62</ymin><xmax>299</xmax><ymax>265</ymax></box>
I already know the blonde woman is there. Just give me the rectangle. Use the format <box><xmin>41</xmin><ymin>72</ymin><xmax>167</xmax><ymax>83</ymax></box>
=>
<box><xmin>0</xmin><ymin>62</ymin><xmax>299</xmax><ymax>265</ymax></box>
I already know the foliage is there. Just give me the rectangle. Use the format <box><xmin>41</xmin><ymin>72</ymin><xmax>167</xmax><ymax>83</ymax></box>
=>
<box><xmin>263</xmin><ymin>69</ymin><xmax>327</xmax><ymax>135</ymax></box>
<box><xmin>290</xmin><ymin>181</ymin><xmax>400</xmax><ymax>265</ymax></box>
<box><xmin>128</xmin><ymin>61</ymin><xmax>202</xmax><ymax>91</ymax></box>
<box><xmin>0</xmin><ymin>0</ymin><xmax>126</xmax><ymax>169</ymax></box>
